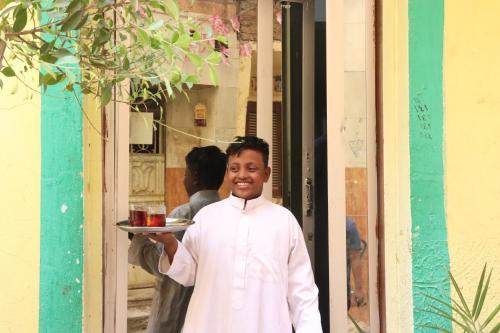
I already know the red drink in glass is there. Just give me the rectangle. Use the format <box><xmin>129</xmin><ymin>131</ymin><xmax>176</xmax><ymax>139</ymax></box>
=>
<box><xmin>147</xmin><ymin>204</ymin><xmax>166</xmax><ymax>227</ymax></box>
<box><xmin>148</xmin><ymin>213</ymin><xmax>166</xmax><ymax>227</ymax></box>
<box><xmin>129</xmin><ymin>203</ymin><xmax>147</xmax><ymax>226</ymax></box>
<box><xmin>130</xmin><ymin>210</ymin><xmax>147</xmax><ymax>226</ymax></box>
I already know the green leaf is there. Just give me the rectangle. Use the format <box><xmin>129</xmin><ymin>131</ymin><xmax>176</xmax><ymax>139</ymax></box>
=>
<box><xmin>192</xmin><ymin>31</ymin><xmax>201</xmax><ymax>41</ymax></box>
<box><xmin>163</xmin><ymin>78</ymin><xmax>173</xmax><ymax>97</ymax></box>
<box><xmin>148</xmin><ymin>19</ymin><xmax>164</xmax><ymax>31</ymax></box>
<box><xmin>481</xmin><ymin>304</ymin><xmax>500</xmax><ymax>330</ymax></box>
<box><xmin>206</xmin><ymin>51</ymin><xmax>222</xmax><ymax>65</ymax></box>
<box><xmin>61</xmin><ymin>9</ymin><xmax>85</xmax><ymax>32</ymax></box>
<box><xmin>66</xmin><ymin>0</ymin><xmax>83</xmax><ymax>14</ymax></box>
<box><xmin>57</xmin><ymin>55</ymin><xmax>79</xmax><ymax>64</ymax></box>
<box><xmin>1</xmin><ymin>66</ymin><xmax>15</xmax><ymax>77</ymax></box>
<box><xmin>490</xmin><ymin>322</ymin><xmax>500</xmax><ymax>333</ymax></box>
<box><xmin>164</xmin><ymin>0</ymin><xmax>179</xmax><ymax>20</ymax></box>
<box><xmin>472</xmin><ymin>264</ymin><xmax>487</xmax><ymax>317</ymax></box>
<box><xmin>101</xmin><ymin>83</ymin><xmax>112</xmax><ymax>106</ymax></box>
<box><xmin>137</xmin><ymin>28</ymin><xmax>151</xmax><ymax>46</ymax></box>
<box><xmin>53</xmin><ymin>48</ymin><xmax>73</xmax><ymax>58</ymax></box>
<box><xmin>13</xmin><ymin>6</ymin><xmax>27</xmax><ymax>33</ymax></box>
<box><xmin>215</xmin><ymin>35</ymin><xmax>228</xmax><ymax>44</ymax></box>
<box><xmin>73</xmin><ymin>14</ymin><xmax>89</xmax><ymax>30</ymax></box>
<box><xmin>40</xmin><ymin>54</ymin><xmax>58</xmax><ymax>64</ymax></box>
<box><xmin>174</xmin><ymin>33</ymin><xmax>191</xmax><ymax>49</ymax></box>
<box><xmin>208</xmin><ymin>64</ymin><xmax>218</xmax><ymax>85</ymax></box>
<box><xmin>449</xmin><ymin>271</ymin><xmax>473</xmax><ymax>317</ymax></box>
<box><xmin>426</xmin><ymin>305</ymin><xmax>474</xmax><ymax>333</ymax></box>
<box><xmin>0</xmin><ymin>78</ymin><xmax>3</xmax><ymax>89</ymax></box>
<box><xmin>417</xmin><ymin>324</ymin><xmax>452</xmax><ymax>333</ymax></box>
<box><xmin>186</xmin><ymin>52</ymin><xmax>202</xmax><ymax>68</ymax></box>
<box><xmin>123</xmin><ymin>56</ymin><xmax>130</xmax><ymax>70</ymax></box>
<box><xmin>475</xmin><ymin>269</ymin><xmax>492</xmax><ymax>320</ymax></box>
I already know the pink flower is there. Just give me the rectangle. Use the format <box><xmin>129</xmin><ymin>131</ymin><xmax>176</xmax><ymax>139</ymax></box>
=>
<box><xmin>137</xmin><ymin>6</ymin><xmax>147</xmax><ymax>18</ymax></box>
<box><xmin>239</xmin><ymin>42</ymin><xmax>252</xmax><ymax>57</ymax></box>
<box><xmin>208</xmin><ymin>15</ymin><xmax>229</xmax><ymax>35</ymax></box>
<box><xmin>230</xmin><ymin>16</ymin><xmax>240</xmax><ymax>32</ymax></box>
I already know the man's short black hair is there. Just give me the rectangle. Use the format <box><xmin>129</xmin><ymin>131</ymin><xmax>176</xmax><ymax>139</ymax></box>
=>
<box><xmin>226</xmin><ymin>136</ymin><xmax>269</xmax><ymax>166</ymax></box>
<box><xmin>186</xmin><ymin>146</ymin><xmax>227</xmax><ymax>189</ymax></box>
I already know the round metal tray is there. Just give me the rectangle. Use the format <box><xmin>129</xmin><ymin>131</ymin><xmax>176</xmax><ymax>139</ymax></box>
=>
<box><xmin>116</xmin><ymin>218</ymin><xmax>194</xmax><ymax>234</ymax></box>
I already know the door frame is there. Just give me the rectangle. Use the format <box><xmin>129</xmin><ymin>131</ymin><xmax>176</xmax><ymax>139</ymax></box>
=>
<box><xmin>101</xmin><ymin>1</ymin><xmax>381</xmax><ymax>332</ymax></box>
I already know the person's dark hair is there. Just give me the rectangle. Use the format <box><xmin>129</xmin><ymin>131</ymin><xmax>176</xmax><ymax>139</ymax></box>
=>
<box><xmin>185</xmin><ymin>146</ymin><xmax>227</xmax><ymax>189</ymax></box>
<box><xmin>226</xmin><ymin>136</ymin><xmax>269</xmax><ymax>166</ymax></box>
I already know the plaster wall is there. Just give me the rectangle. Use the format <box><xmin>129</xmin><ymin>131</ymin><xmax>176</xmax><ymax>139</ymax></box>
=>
<box><xmin>0</xmin><ymin>61</ymin><xmax>41</xmax><ymax>333</ymax></box>
<box><xmin>444</xmin><ymin>0</ymin><xmax>500</xmax><ymax>322</ymax></box>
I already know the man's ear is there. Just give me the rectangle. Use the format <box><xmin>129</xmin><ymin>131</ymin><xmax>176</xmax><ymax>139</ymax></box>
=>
<box><xmin>264</xmin><ymin>166</ymin><xmax>271</xmax><ymax>182</ymax></box>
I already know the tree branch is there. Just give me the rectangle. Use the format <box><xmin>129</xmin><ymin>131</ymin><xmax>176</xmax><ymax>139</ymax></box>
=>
<box><xmin>0</xmin><ymin>39</ymin><xmax>6</xmax><ymax>70</ymax></box>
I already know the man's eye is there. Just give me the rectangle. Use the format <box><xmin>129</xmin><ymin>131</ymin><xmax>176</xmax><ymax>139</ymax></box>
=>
<box><xmin>248</xmin><ymin>167</ymin><xmax>257</xmax><ymax>172</ymax></box>
<box><xmin>229</xmin><ymin>166</ymin><xmax>239</xmax><ymax>172</ymax></box>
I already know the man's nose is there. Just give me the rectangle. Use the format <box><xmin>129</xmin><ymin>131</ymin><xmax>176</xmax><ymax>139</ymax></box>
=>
<box><xmin>236</xmin><ymin>168</ymin><xmax>248</xmax><ymax>178</ymax></box>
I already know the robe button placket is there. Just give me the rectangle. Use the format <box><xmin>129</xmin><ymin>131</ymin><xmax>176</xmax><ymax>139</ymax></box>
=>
<box><xmin>231</xmin><ymin>211</ymin><xmax>250</xmax><ymax>309</ymax></box>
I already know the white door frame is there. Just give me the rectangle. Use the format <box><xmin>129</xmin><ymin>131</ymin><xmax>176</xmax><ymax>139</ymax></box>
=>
<box><xmin>103</xmin><ymin>96</ymin><xmax>129</xmax><ymax>333</ymax></box>
<box><xmin>102</xmin><ymin>1</ymin><xmax>379</xmax><ymax>332</ymax></box>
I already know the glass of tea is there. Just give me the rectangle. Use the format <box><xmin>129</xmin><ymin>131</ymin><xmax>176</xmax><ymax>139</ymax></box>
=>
<box><xmin>129</xmin><ymin>203</ymin><xmax>147</xmax><ymax>227</ymax></box>
<box><xmin>147</xmin><ymin>204</ymin><xmax>166</xmax><ymax>227</ymax></box>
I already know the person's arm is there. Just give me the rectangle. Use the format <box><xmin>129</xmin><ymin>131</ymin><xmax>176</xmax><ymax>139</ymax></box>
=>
<box><xmin>127</xmin><ymin>206</ymin><xmax>185</xmax><ymax>277</ymax></box>
<box><xmin>349</xmin><ymin>249</ymin><xmax>365</xmax><ymax>306</ymax></box>
<box><xmin>128</xmin><ymin>235</ymin><xmax>165</xmax><ymax>278</ymax></box>
<box><xmin>153</xmin><ymin>211</ymin><xmax>202</xmax><ymax>287</ymax></box>
<box><xmin>287</xmin><ymin>219</ymin><xmax>323</xmax><ymax>333</ymax></box>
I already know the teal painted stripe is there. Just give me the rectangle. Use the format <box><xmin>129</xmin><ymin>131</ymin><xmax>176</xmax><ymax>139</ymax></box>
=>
<box><xmin>39</xmin><ymin>2</ymin><xmax>83</xmax><ymax>332</ymax></box>
<box><xmin>408</xmin><ymin>1</ymin><xmax>452</xmax><ymax>332</ymax></box>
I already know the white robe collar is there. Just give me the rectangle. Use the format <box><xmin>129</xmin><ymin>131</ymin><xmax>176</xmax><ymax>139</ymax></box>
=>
<box><xmin>228</xmin><ymin>193</ymin><xmax>266</xmax><ymax>212</ymax></box>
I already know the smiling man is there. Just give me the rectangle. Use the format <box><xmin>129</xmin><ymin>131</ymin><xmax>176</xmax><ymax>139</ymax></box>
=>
<box><xmin>155</xmin><ymin>136</ymin><xmax>322</xmax><ymax>333</ymax></box>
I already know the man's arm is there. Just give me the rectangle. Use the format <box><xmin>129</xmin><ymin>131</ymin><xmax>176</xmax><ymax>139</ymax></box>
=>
<box><xmin>152</xmin><ymin>212</ymin><xmax>202</xmax><ymax>287</ymax></box>
<box><xmin>127</xmin><ymin>207</ymin><xmax>185</xmax><ymax>276</ymax></box>
<box><xmin>349</xmin><ymin>249</ymin><xmax>365</xmax><ymax>306</ymax></box>
<box><xmin>128</xmin><ymin>235</ymin><xmax>165</xmax><ymax>278</ymax></box>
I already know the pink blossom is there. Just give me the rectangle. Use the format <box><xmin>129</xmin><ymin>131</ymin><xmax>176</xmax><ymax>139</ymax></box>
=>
<box><xmin>239</xmin><ymin>42</ymin><xmax>252</xmax><ymax>57</ymax></box>
<box><xmin>230</xmin><ymin>16</ymin><xmax>240</xmax><ymax>32</ymax></box>
<box><xmin>137</xmin><ymin>6</ymin><xmax>147</xmax><ymax>18</ymax></box>
<box><xmin>208</xmin><ymin>15</ymin><xmax>229</xmax><ymax>35</ymax></box>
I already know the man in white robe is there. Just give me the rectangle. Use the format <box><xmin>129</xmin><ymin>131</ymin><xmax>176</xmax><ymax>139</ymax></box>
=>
<box><xmin>155</xmin><ymin>136</ymin><xmax>322</xmax><ymax>333</ymax></box>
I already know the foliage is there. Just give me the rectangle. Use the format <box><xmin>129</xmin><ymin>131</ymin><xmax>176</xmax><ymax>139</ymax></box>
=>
<box><xmin>420</xmin><ymin>264</ymin><xmax>499</xmax><ymax>333</ymax></box>
<box><xmin>0</xmin><ymin>0</ymin><xmax>236</xmax><ymax>108</ymax></box>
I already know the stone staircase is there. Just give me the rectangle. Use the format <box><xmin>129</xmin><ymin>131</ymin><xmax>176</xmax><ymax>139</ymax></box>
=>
<box><xmin>128</xmin><ymin>286</ymin><xmax>154</xmax><ymax>333</ymax></box>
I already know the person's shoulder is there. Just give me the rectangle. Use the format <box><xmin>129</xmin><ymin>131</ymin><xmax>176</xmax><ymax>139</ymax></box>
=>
<box><xmin>193</xmin><ymin>198</ymin><xmax>227</xmax><ymax>217</ymax></box>
<box><xmin>169</xmin><ymin>202</ymin><xmax>192</xmax><ymax>219</ymax></box>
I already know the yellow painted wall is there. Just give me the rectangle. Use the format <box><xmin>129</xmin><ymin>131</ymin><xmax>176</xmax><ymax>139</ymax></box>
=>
<box><xmin>444</xmin><ymin>0</ymin><xmax>500</xmax><ymax>321</ymax></box>
<box><xmin>381</xmin><ymin>0</ymin><xmax>414</xmax><ymax>331</ymax></box>
<box><xmin>82</xmin><ymin>94</ymin><xmax>103</xmax><ymax>332</ymax></box>
<box><xmin>0</xmin><ymin>64</ymin><xmax>40</xmax><ymax>331</ymax></box>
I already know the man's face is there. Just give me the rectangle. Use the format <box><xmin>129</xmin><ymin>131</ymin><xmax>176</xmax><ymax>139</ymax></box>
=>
<box><xmin>227</xmin><ymin>149</ymin><xmax>270</xmax><ymax>200</ymax></box>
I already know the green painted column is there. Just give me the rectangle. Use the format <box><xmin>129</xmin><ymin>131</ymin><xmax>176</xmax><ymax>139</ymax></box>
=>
<box><xmin>408</xmin><ymin>0</ymin><xmax>452</xmax><ymax>331</ymax></box>
<box><xmin>39</xmin><ymin>2</ymin><xmax>83</xmax><ymax>332</ymax></box>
